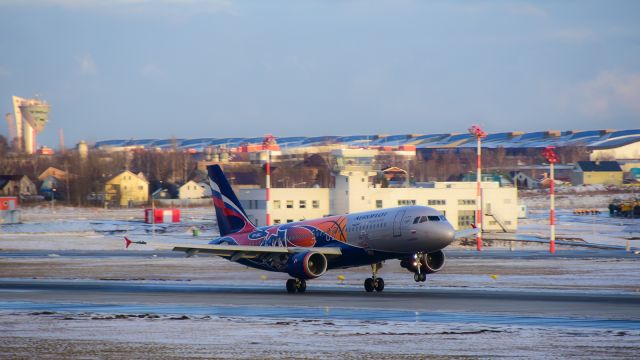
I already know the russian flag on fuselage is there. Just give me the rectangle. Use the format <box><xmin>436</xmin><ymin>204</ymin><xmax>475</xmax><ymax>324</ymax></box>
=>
<box><xmin>207</xmin><ymin>165</ymin><xmax>257</xmax><ymax>236</ymax></box>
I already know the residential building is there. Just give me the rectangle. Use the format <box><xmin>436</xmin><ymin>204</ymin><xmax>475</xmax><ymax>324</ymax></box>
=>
<box><xmin>179</xmin><ymin>180</ymin><xmax>207</xmax><ymax>199</ymax></box>
<box><xmin>0</xmin><ymin>175</ymin><xmax>37</xmax><ymax>197</ymax></box>
<box><xmin>104</xmin><ymin>170</ymin><xmax>149</xmax><ymax>207</ymax></box>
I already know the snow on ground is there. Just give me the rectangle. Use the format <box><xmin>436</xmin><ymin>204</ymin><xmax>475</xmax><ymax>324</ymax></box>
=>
<box><xmin>521</xmin><ymin>187</ymin><xmax>638</xmax><ymax>210</ymax></box>
<box><xmin>1</xmin><ymin>312</ymin><xmax>638</xmax><ymax>359</ymax></box>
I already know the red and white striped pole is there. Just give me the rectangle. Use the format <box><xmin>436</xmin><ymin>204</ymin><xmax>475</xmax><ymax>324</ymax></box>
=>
<box><xmin>265</xmin><ymin>149</ymin><xmax>271</xmax><ymax>226</ymax></box>
<box><xmin>469</xmin><ymin>125</ymin><xmax>487</xmax><ymax>251</ymax></box>
<box><xmin>550</xmin><ymin>161</ymin><xmax>555</xmax><ymax>253</ymax></box>
<box><xmin>542</xmin><ymin>146</ymin><xmax>558</xmax><ymax>254</ymax></box>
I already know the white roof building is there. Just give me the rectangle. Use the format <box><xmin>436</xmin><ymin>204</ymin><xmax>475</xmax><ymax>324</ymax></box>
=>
<box><xmin>178</xmin><ymin>180</ymin><xmax>207</xmax><ymax>199</ymax></box>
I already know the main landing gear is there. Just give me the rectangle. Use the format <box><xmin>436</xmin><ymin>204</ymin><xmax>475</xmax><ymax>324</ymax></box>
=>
<box><xmin>286</xmin><ymin>278</ymin><xmax>306</xmax><ymax>294</ymax></box>
<box><xmin>364</xmin><ymin>262</ymin><xmax>385</xmax><ymax>292</ymax></box>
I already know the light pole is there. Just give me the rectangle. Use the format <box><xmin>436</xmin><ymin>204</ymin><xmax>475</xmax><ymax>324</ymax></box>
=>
<box><xmin>51</xmin><ymin>187</ymin><xmax>56</xmax><ymax>209</ymax></box>
<box><xmin>468</xmin><ymin>124</ymin><xmax>487</xmax><ymax>251</ymax></box>
<box><xmin>263</xmin><ymin>134</ymin><xmax>276</xmax><ymax>227</ymax></box>
<box><xmin>542</xmin><ymin>146</ymin><xmax>559</xmax><ymax>254</ymax></box>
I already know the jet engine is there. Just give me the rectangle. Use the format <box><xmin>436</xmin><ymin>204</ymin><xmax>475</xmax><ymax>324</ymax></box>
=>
<box><xmin>286</xmin><ymin>251</ymin><xmax>328</xmax><ymax>280</ymax></box>
<box><xmin>400</xmin><ymin>250</ymin><xmax>446</xmax><ymax>274</ymax></box>
<box><xmin>421</xmin><ymin>250</ymin><xmax>446</xmax><ymax>274</ymax></box>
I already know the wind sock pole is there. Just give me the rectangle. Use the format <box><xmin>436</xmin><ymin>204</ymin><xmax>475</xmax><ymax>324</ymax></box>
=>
<box><xmin>542</xmin><ymin>146</ymin><xmax>559</xmax><ymax>254</ymax></box>
<box><xmin>469</xmin><ymin>125</ymin><xmax>487</xmax><ymax>251</ymax></box>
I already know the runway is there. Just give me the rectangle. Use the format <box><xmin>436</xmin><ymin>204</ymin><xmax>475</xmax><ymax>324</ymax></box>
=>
<box><xmin>2</xmin><ymin>250</ymin><xmax>640</xmax><ymax>358</ymax></box>
<box><xmin>1</xmin><ymin>279</ymin><xmax>639</xmax><ymax>329</ymax></box>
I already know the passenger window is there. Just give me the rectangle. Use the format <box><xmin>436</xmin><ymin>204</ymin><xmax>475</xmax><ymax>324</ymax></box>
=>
<box><xmin>420</xmin><ymin>216</ymin><xmax>428</xmax><ymax>223</ymax></box>
<box><xmin>428</xmin><ymin>216</ymin><xmax>440</xmax><ymax>221</ymax></box>
<box><xmin>413</xmin><ymin>217</ymin><xmax>420</xmax><ymax>224</ymax></box>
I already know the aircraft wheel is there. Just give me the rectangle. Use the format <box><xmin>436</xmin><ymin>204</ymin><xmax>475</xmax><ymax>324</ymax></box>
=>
<box><xmin>297</xmin><ymin>279</ymin><xmax>307</xmax><ymax>293</ymax></box>
<box><xmin>286</xmin><ymin>279</ymin><xmax>297</xmax><ymax>293</ymax></box>
<box><xmin>364</xmin><ymin>277</ymin><xmax>375</xmax><ymax>292</ymax></box>
<box><xmin>374</xmin><ymin>278</ymin><xmax>385</xmax><ymax>292</ymax></box>
<box><xmin>419</xmin><ymin>273</ymin><xmax>427</xmax><ymax>282</ymax></box>
<box><xmin>414</xmin><ymin>273</ymin><xmax>421</xmax><ymax>282</ymax></box>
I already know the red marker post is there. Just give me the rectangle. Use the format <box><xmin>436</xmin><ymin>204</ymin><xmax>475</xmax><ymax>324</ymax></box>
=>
<box><xmin>468</xmin><ymin>125</ymin><xmax>487</xmax><ymax>251</ymax></box>
<box><xmin>542</xmin><ymin>146</ymin><xmax>559</xmax><ymax>254</ymax></box>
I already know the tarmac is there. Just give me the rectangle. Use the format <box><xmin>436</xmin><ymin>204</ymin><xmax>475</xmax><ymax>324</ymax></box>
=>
<box><xmin>1</xmin><ymin>249</ymin><xmax>639</xmax><ymax>358</ymax></box>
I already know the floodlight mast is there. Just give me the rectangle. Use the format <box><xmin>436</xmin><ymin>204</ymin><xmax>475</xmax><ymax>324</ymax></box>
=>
<box><xmin>468</xmin><ymin>125</ymin><xmax>487</xmax><ymax>251</ymax></box>
<box><xmin>263</xmin><ymin>134</ymin><xmax>276</xmax><ymax>226</ymax></box>
<box><xmin>542</xmin><ymin>146</ymin><xmax>559</xmax><ymax>254</ymax></box>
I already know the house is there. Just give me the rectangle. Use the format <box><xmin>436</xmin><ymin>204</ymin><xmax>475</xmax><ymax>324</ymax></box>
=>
<box><xmin>510</xmin><ymin>171</ymin><xmax>539</xmax><ymax>189</ymax></box>
<box><xmin>150</xmin><ymin>181</ymin><xmax>178</xmax><ymax>199</ymax></box>
<box><xmin>571</xmin><ymin>161</ymin><xmax>623</xmax><ymax>186</ymax></box>
<box><xmin>104</xmin><ymin>170</ymin><xmax>149</xmax><ymax>207</ymax></box>
<box><xmin>0</xmin><ymin>175</ymin><xmax>37</xmax><ymax>197</ymax></box>
<box><xmin>37</xmin><ymin>167</ymin><xmax>70</xmax><ymax>181</ymax></box>
<box><xmin>179</xmin><ymin>180</ymin><xmax>207</xmax><ymax>199</ymax></box>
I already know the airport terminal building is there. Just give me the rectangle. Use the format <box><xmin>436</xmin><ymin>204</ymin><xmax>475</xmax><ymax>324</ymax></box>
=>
<box><xmin>236</xmin><ymin>149</ymin><xmax>518</xmax><ymax>231</ymax></box>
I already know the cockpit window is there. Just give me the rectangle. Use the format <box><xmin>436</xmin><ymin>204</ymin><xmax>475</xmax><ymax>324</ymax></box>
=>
<box><xmin>439</xmin><ymin>215</ymin><xmax>447</xmax><ymax>221</ymax></box>
<box><xmin>413</xmin><ymin>217</ymin><xmax>420</xmax><ymax>224</ymax></box>
<box><xmin>420</xmin><ymin>216</ymin><xmax>428</xmax><ymax>223</ymax></box>
<box><xmin>427</xmin><ymin>215</ymin><xmax>440</xmax><ymax>221</ymax></box>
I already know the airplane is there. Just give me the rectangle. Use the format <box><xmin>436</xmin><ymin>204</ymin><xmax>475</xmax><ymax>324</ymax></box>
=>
<box><xmin>126</xmin><ymin>164</ymin><xmax>479</xmax><ymax>293</ymax></box>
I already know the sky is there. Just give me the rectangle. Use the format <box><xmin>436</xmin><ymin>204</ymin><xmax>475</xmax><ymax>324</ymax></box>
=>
<box><xmin>0</xmin><ymin>0</ymin><xmax>639</xmax><ymax>148</ymax></box>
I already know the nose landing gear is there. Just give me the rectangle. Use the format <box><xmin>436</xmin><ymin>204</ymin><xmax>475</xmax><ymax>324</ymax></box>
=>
<box><xmin>401</xmin><ymin>253</ymin><xmax>429</xmax><ymax>282</ymax></box>
<box><xmin>286</xmin><ymin>278</ymin><xmax>307</xmax><ymax>293</ymax></box>
<box><xmin>414</xmin><ymin>272</ymin><xmax>426</xmax><ymax>282</ymax></box>
<box><xmin>364</xmin><ymin>262</ymin><xmax>385</xmax><ymax>292</ymax></box>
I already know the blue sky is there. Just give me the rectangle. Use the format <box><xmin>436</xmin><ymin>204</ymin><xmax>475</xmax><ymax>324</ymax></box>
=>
<box><xmin>0</xmin><ymin>0</ymin><xmax>639</xmax><ymax>147</ymax></box>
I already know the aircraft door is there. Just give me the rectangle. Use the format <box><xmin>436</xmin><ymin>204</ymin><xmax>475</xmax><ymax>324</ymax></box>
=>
<box><xmin>393</xmin><ymin>210</ymin><xmax>405</xmax><ymax>237</ymax></box>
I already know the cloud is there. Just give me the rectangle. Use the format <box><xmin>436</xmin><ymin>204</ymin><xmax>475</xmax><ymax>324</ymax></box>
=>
<box><xmin>565</xmin><ymin>71</ymin><xmax>640</xmax><ymax>117</ymax></box>
<box><xmin>0</xmin><ymin>0</ymin><xmax>235</xmax><ymax>15</ymax></box>
<box><xmin>454</xmin><ymin>2</ymin><xmax>548</xmax><ymax>18</ymax></box>
<box><xmin>76</xmin><ymin>54</ymin><xmax>97</xmax><ymax>74</ymax></box>
<box><xmin>504</xmin><ymin>3</ymin><xmax>547</xmax><ymax>17</ymax></box>
<box><xmin>140</xmin><ymin>63</ymin><xmax>163</xmax><ymax>79</ymax></box>
<box><xmin>547</xmin><ymin>29</ymin><xmax>597</xmax><ymax>43</ymax></box>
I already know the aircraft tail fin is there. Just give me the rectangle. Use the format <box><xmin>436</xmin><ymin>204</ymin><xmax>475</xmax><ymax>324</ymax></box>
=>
<box><xmin>207</xmin><ymin>164</ymin><xmax>257</xmax><ymax>236</ymax></box>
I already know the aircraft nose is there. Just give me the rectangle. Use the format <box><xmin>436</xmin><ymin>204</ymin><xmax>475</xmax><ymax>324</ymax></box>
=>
<box><xmin>420</xmin><ymin>224</ymin><xmax>455</xmax><ymax>251</ymax></box>
<box><xmin>438</xmin><ymin>225</ymin><xmax>455</xmax><ymax>248</ymax></box>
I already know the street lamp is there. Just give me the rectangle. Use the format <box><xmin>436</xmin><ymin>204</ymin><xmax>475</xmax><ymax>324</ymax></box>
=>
<box><xmin>542</xmin><ymin>146</ymin><xmax>559</xmax><ymax>254</ymax></box>
<box><xmin>468</xmin><ymin>124</ymin><xmax>487</xmax><ymax>251</ymax></box>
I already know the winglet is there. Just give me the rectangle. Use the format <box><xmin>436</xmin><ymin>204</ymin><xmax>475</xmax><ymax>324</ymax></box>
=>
<box><xmin>124</xmin><ymin>236</ymin><xmax>132</xmax><ymax>249</ymax></box>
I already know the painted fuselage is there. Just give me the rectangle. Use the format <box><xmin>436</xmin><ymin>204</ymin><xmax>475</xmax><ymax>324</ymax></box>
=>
<box><xmin>210</xmin><ymin>205</ymin><xmax>455</xmax><ymax>272</ymax></box>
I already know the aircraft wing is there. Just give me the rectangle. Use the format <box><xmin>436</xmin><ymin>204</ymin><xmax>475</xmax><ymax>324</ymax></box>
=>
<box><xmin>454</xmin><ymin>228</ymin><xmax>481</xmax><ymax>239</ymax></box>
<box><xmin>124</xmin><ymin>237</ymin><xmax>343</xmax><ymax>259</ymax></box>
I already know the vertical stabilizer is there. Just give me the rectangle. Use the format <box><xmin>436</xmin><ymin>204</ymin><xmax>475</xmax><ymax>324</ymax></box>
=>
<box><xmin>207</xmin><ymin>165</ymin><xmax>257</xmax><ymax>236</ymax></box>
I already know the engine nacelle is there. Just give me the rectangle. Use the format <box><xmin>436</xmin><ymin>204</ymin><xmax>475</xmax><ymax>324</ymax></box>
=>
<box><xmin>286</xmin><ymin>252</ymin><xmax>328</xmax><ymax>280</ymax></box>
<box><xmin>400</xmin><ymin>250</ymin><xmax>446</xmax><ymax>274</ymax></box>
<box><xmin>421</xmin><ymin>250</ymin><xmax>446</xmax><ymax>274</ymax></box>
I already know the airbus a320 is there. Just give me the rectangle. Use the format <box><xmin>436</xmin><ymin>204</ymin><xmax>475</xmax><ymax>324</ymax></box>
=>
<box><xmin>126</xmin><ymin>165</ymin><xmax>479</xmax><ymax>293</ymax></box>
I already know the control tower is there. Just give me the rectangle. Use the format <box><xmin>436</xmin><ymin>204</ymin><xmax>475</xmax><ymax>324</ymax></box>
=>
<box><xmin>12</xmin><ymin>96</ymin><xmax>50</xmax><ymax>154</ymax></box>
